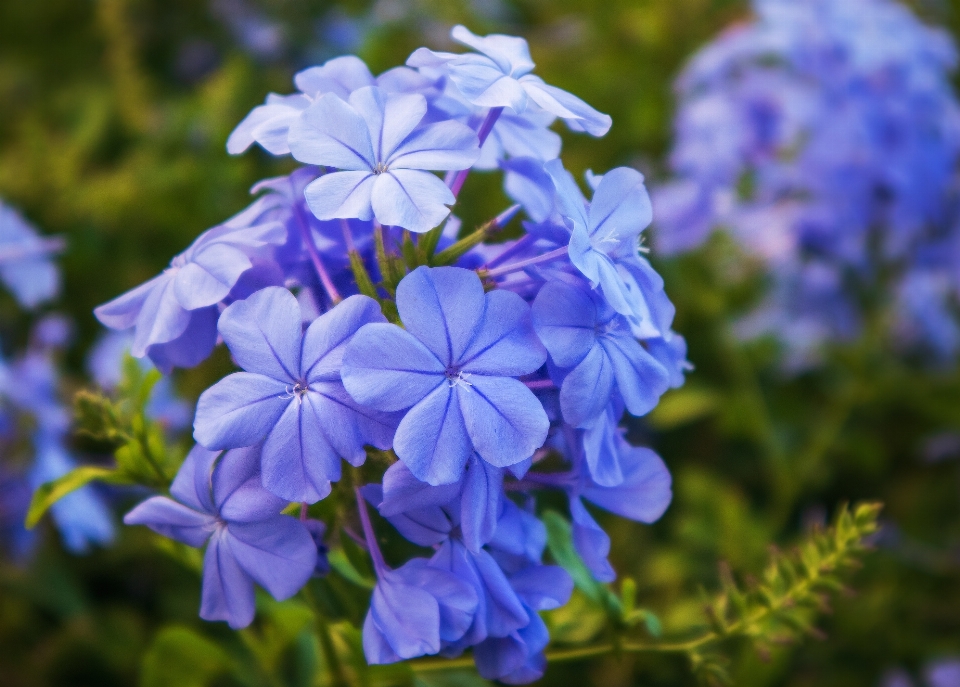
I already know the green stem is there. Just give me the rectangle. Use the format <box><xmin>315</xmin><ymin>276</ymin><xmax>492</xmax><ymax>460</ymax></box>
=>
<box><xmin>302</xmin><ymin>585</ymin><xmax>350</xmax><ymax>687</ymax></box>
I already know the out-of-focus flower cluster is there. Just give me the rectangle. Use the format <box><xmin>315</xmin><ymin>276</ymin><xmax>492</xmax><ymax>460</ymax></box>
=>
<box><xmin>106</xmin><ymin>25</ymin><xmax>688</xmax><ymax>681</ymax></box>
<box><xmin>0</xmin><ymin>201</ymin><xmax>115</xmax><ymax>557</ymax></box>
<box><xmin>653</xmin><ymin>0</ymin><xmax>960</xmax><ymax>364</ymax></box>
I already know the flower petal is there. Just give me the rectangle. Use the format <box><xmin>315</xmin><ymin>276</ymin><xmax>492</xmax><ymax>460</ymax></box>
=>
<box><xmin>227</xmin><ymin>517</ymin><xmax>317</xmax><ymax>600</ymax></box>
<box><xmin>461</xmin><ymin>289</ymin><xmax>546</xmax><ymax>377</ymax></box>
<box><xmin>341</xmin><ymin>322</ymin><xmax>444</xmax><ymax>411</ymax></box>
<box><xmin>217</xmin><ymin>286</ymin><xmax>302</xmax><ymax>381</ymax></box>
<box><xmin>259</xmin><ymin>394</ymin><xmax>337</xmax><ymax>503</ymax></box>
<box><xmin>123</xmin><ymin>496</ymin><xmax>215</xmax><ymax>548</ymax></box>
<box><xmin>372</xmin><ymin>170</ymin><xmax>454</xmax><ymax>233</ymax></box>
<box><xmin>394</xmin><ymin>383</ymin><xmax>472</xmax><ymax>485</ymax></box>
<box><xmin>559</xmin><ymin>345</ymin><xmax>614</xmax><ymax>428</ymax></box>
<box><xmin>531</xmin><ymin>280</ymin><xmax>598</xmax><ymax>369</ymax></box>
<box><xmin>193</xmin><ymin>372</ymin><xmax>290</xmax><ymax>449</ymax></box>
<box><xmin>388</xmin><ymin>120</ymin><xmax>480</xmax><ymax>171</ymax></box>
<box><xmin>200</xmin><ymin>529</ymin><xmax>256</xmax><ymax>629</ymax></box>
<box><xmin>303</xmin><ymin>171</ymin><xmax>376</xmax><ymax>223</ymax></box>
<box><xmin>396</xmin><ymin>266</ymin><xmax>487</xmax><ymax>366</ymax></box>
<box><xmin>520</xmin><ymin>76</ymin><xmax>612</xmax><ymax>136</ymax></box>
<box><xmin>460</xmin><ymin>376</ymin><xmax>549</xmax><ymax>468</ymax></box>
<box><xmin>302</xmin><ymin>294</ymin><xmax>386</xmax><ymax>382</ymax></box>
<box><xmin>599</xmin><ymin>334</ymin><xmax>670</xmax><ymax>417</ymax></box>
<box><xmin>288</xmin><ymin>93</ymin><xmax>374</xmax><ymax>169</ymax></box>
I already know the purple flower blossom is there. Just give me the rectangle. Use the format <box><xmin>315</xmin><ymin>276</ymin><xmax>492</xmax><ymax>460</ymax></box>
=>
<box><xmin>193</xmin><ymin>287</ymin><xmax>399</xmax><ymax>503</ymax></box>
<box><xmin>94</xmin><ymin>203</ymin><xmax>286</xmax><ymax>372</ymax></box>
<box><xmin>0</xmin><ymin>201</ymin><xmax>62</xmax><ymax>309</ymax></box>
<box><xmin>342</xmin><ymin>266</ymin><xmax>549</xmax><ymax>485</ymax></box>
<box><xmin>532</xmin><ymin>279</ymin><xmax>670</xmax><ymax>427</ymax></box>
<box><xmin>124</xmin><ymin>444</ymin><xmax>318</xmax><ymax>629</ymax></box>
<box><xmin>407</xmin><ymin>25</ymin><xmax>612</xmax><ymax>137</ymax></box>
<box><xmin>287</xmin><ymin>86</ymin><xmax>480</xmax><ymax>232</ymax></box>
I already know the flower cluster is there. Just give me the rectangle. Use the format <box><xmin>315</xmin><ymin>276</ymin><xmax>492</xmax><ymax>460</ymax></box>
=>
<box><xmin>0</xmin><ymin>202</ymin><xmax>114</xmax><ymax>556</ymax></box>
<box><xmin>653</xmin><ymin>0</ymin><xmax>960</xmax><ymax>363</ymax></box>
<box><xmin>112</xmin><ymin>25</ymin><xmax>686</xmax><ymax>681</ymax></box>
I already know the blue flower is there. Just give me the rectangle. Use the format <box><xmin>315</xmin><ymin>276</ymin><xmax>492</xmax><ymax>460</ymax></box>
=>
<box><xmin>193</xmin><ymin>287</ymin><xmax>399</xmax><ymax>503</ymax></box>
<box><xmin>94</xmin><ymin>205</ymin><xmax>286</xmax><ymax>372</ymax></box>
<box><xmin>407</xmin><ymin>25</ymin><xmax>612</xmax><ymax>137</ymax></box>
<box><xmin>124</xmin><ymin>444</ymin><xmax>318</xmax><ymax>629</ymax></box>
<box><xmin>287</xmin><ymin>86</ymin><xmax>480</xmax><ymax>233</ymax></box>
<box><xmin>545</xmin><ymin>160</ymin><xmax>658</xmax><ymax>325</ymax></box>
<box><xmin>0</xmin><ymin>201</ymin><xmax>61</xmax><ymax>309</ymax></box>
<box><xmin>376</xmin><ymin>458</ymin><xmax>504</xmax><ymax>553</ymax></box>
<box><xmin>532</xmin><ymin>279</ymin><xmax>670</xmax><ymax>427</ymax></box>
<box><xmin>569</xmin><ymin>440</ymin><xmax>672</xmax><ymax>582</ymax></box>
<box><xmin>653</xmin><ymin>0</ymin><xmax>960</xmax><ymax>360</ymax></box>
<box><xmin>342</xmin><ymin>266</ymin><xmax>549</xmax><ymax>485</ymax></box>
<box><xmin>356</xmin><ymin>489</ymin><xmax>478</xmax><ymax>663</ymax></box>
<box><xmin>30</xmin><ymin>431</ymin><xmax>115</xmax><ymax>554</ymax></box>
<box><xmin>228</xmin><ymin>56</ymin><xmax>376</xmax><ymax>156</ymax></box>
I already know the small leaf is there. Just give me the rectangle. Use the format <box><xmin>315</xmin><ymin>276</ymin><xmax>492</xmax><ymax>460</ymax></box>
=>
<box><xmin>26</xmin><ymin>466</ymin><xmax>124</xmax><ymax>528</ymax></box>
<box><xmin>327</xmin><ymin>549</ymin><xmax>376</xmax><ymax>589</ymax></box>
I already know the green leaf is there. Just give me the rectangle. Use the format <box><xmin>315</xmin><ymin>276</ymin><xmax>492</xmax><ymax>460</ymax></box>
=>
<box><xmin>542</xmin><ymin>509</ymin><xmax>622</xmax><ymax>616</ymax></box>
<box><xmin>328</xmin><ymin>548</ymin><xmax>376</xmax><ymax>589</ymax></box>
<box><xmin>141</xmin><ymin>626</ymin><xmax>230</xmax><ymax>687</ymax></box>
<box><xmin>25</xmin><ymin>466</ymin><xmax>125</xmax><ymax>528</ymax></box>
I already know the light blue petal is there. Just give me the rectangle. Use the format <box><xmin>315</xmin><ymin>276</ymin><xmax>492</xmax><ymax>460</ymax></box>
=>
<box><xmin>95</xmin><ymin>274</ymin><xmax>163</xmax><ymax>331</ymax></box>
<box><xmin>450</xmin><ymin>25</ymin><xmax>535</xmax><ymax>77</ymax></box>
<box><xmin>461</xmin><ymin>289</ymin><xmax>546</xmax><ymax>376</ymax></box>
<box><xmin>217</xmin><ymin>286</ymin><xmax>302</xmax><ymax>381</ymax></box>
<box><xmin>348</xmin><ymin>87</ymin><xmax>427</xmax><ymax>163</ymax></box>
<box><xmin>502</xmin><ymin>157</ymin><xmax>555</xmax><ymax>223</ymax></box>
<box><xmin>260</xmin><ymin>395</ymin><xmax>336</xmax><ymax>503</ymax></box>
<box><xmin>587</xmin><ymin>166</ymin><xmax>652</xmax><ymax>244</ymax></box>
<box><xmin>214</xmin><ymin>445</ymin><xmax>289</xmax><ymax>521</ymax></box>
<box><xmin>531</xmin><ymin>280</ymin><xmax>597</xmax><ymax>369</ymax></box>
<box><xmin>460</xmin><ymin>455</ymin><xmax>503</xmax><ymax>552</ymax></box>
<box><xmin>170</xmin><ymin>444</ymin><xmax>218</xmax><ymax>513</ymax></box>
<box><xmin>460</xmin><ymin>375</ymin><xmax>549</xmax><ymax>468</ymax></box>
<box><xmin>396</xmin><ymin>266</ymin><xmax>486</xmax><ymax>366</ymax></box>
<box><xmin>174</xmin><ymin>244</ymin><xmax>252</xmax><ymax>310</ymax></box>
<box><xmin>394</xmin><ymin>383</ymin><xmax>471</xmax><ymax>485</ymax></box>
<box><xmin>200</xmin><ymin>529</ymin><xmax>256</xmax><ymax>629</ymax></box>
<box><xmin>569</xmin><ymin>497</ymin><xmax>615</xmax><ymax>582</ymax></box>
<box><xmin>302</xmin><ymin>294</ymin><xmax>386</xmax><ymax>382</ymax></box>
<box><xmin>288</xmin><ymin>93</ymin><xmax>374</xmax><ymax>169</ymax></box>
<box><xmin>341</xmin><ymin>322</ymin><xmax>444</xmax><ymax>411</ymax></box>
<box><xmin>388</xmin><ymin>120</ymin><xmax>480</xmax><ymax>171</ymax></box>
<box><xmin>303</xmin><ymin>171</ymin><xmax>376</xmax><ymax>222</ymax></box>
<box><xmin>372</xmin><ymin>170</ymin><xmax>454</xmax><ymax>233</ymax></box>
<box><xmin>378</xmin><ymin>461</ymin><xmax>461</xmax><ymax>517</ymax></box>
<box><xmin>582</xmin><ymin>444</ymin><xmax>672</xmax><ymax>523</ymax></box>
<box><xmin>544</xmin><ymin>159</ymin><xmax>589</xmax><ymax>232</ymax></box>
<box><xmin>123</xmin><ymin>496</ymin><xmax>214</xmax><ymax>548</ymax></box>
<box><xmin>131</xmin><ymin>274</ymin><xmax>190</xmax><ymax>357</ymax></box>
<box><xmin>193</xmin><ymin>372</ymin><xmax>290</xmax><ymax>449</ymax></box>
<box><xmin>520</xmin><ymin>76</ymin><xmax>612</xmax><ymax>136</ymax></box>
<box><xmin>560</xmin><ymin>345</ymin><xmax>614</xmax><ymax>428</ymax></box>
<box><xmin>599</xmin><ymin>334</ymin><xmax>670</xmax><ymax>417</ymax></box>
<box><xmin>294</xmin><ymin>56</ymin><xmax>374</xmax><ymax>97</ymax></box>
<box><xmin>227</xmin><ymin>517</ymin><xmax>317</xmax><ymax>599</ymax></box>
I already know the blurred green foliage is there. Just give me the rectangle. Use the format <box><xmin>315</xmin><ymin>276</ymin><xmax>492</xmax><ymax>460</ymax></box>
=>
<box><xmin>2</xmin><ymin>0</ymin><xmax>960</xmax><ymax>686</ymax></box>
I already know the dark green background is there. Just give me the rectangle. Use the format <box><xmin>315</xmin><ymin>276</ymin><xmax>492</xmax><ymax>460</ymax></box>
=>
<box><xmin>1</xmin><ymin>1</ymin><xmax>959</xmax><ymax>685</ymax></box>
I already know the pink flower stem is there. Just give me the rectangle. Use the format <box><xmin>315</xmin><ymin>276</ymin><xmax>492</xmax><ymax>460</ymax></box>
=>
<box><xmin>449</xmin><ymin>106</ymin><xmax>505</xmax><ymax>198</ymax></box>
<box><xmin>523</xmin><ymin>378</ymin><xmax>557</xmax><ymax>390</ymax></box>
<box><xmin>295</xmin><ymin>203</ymin><xmax>342</xmax><ymax>304</ymax></box>
<box><xmin>483</xmin><ymin>245</ymin><xmax>569</xmax><ymax>279</ymax></box>
<box><xmin>483</xmin><ymin>234</ymin><xmax>535</xmax><ymax>270</ymax></box>
<box><xmin>355</xmin><ymin>487</ymin><xmax>387</xmax><ymax>575</ymax></box>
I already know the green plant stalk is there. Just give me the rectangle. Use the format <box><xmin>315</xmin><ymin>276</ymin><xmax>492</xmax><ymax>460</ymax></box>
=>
<box><xmin>302</xmin><ymin>585</ymin><xmax>350</xmax><ymax>687</ymax></box>
<box><xmin>408</xmin><ymin>502</ymin><xmax>880</xmax><ymax>674</ymax></box>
